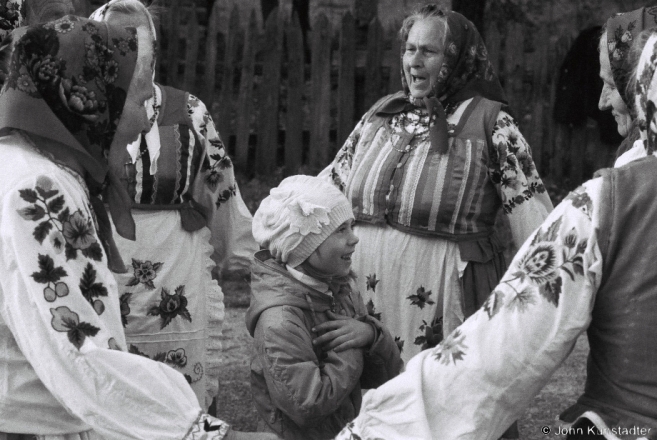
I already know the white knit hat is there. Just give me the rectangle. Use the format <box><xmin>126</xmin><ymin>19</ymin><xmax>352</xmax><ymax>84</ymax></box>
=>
<box><xmin>252</xmin><ymin>175</ymin><xmax>354</xmax><ymax>267</ymax></box>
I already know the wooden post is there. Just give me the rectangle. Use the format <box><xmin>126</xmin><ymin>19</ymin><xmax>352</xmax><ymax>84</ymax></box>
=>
<box><xmin>309</xmin><ymin>13</ymin><xmax>331</xmax><ymax>171</ymax></box>
<box><xmin>166</xmin><ymin>0</ymin><xmax>181</xmax><ymax>87</ymax></box>
<box><xmin>529</xmin><ymin>26</ymin><xmax>549</xmax><ymax>173</ymax></box>
<box><xmin>202</xmin><ymin>1</ymin><xmax>222</xmax><ymax>105</ymax></box>
<box><xmin>284</xmin><ymin>11</ymin><xmax>304</xmax><ymax>177</ymax></box>
<box><xmin>364</xmin><ymin>17</ymin><xmax>383</xmax><ymax>110</ymax></box>
<box><xmin>338</xmin><ymin>11</ymin><xmax>356</xmax><ymax>148</ymax></box>
<box><xmin>256</xmin><ymin>7</ymin><xmax>283</xmax><ymax>175</ymax></box>
<box><xmin>183</xmin><ymin>6</ymin><xmax>199</xmax><ymax>94</ymax></box>
<box><xmin>486</xmin><ymin>24</ymin><xmax>501</xmax><ymax>82</ymax></box>
<box><xmin>388</xmin><ymin>24</ymin><xmax>402</xmax><ymax>95</ymax></box>
<box><xmin>547</xmin><ymin>34</ymin><xmax>572</xmax><ymax>179</ymax></box>
<box><xmin>217</xmin><ymin>6</ymin><xmax>241</xmax><ymax>139</ymax></box>
<box><xmin>503</xmin><ymin>23</ymin><xmax>524</xmax><ymax>118</ymax></box>
<box><xmin>234</xmin><ymin>10</ymin><xmax>258</xmax><ymax>170</ymax></box>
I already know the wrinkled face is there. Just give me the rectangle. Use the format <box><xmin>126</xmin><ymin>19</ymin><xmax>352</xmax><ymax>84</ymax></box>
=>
<box><xmin>599</xmin><ymin>32</ymin><xmax>632</xmax><ymax>137</ymax></box>
<box><xmin>403</xmin><ymin>17</ymin><xmax>446</xmax><ymax>99</ymax></box>
<box><xmin>109</xmin><ymin>26</ymin><xmax>154</xmax><ymax>153</ymax></box>
<box><xmin>305</xmin><ymin>219</ymin><xmax>359</xmax><ymax>278</ymax></box>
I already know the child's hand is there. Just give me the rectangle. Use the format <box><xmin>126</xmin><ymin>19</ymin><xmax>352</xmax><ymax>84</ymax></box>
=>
<box><xmin>312</xmin><ymin>311</ymin><xmax>375</xmax><ymax>352</ymax></box>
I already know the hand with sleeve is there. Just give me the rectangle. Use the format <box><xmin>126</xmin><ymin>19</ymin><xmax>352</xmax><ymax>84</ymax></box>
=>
<box><xmin>312</xmin><ymin>311</ymin><xmax>375</xmax><ymax>352</ymax></box>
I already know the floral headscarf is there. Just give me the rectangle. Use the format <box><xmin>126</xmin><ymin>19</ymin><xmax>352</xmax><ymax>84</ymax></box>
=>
<box><xmin>633</xmin><ymin>29</ymin><xmax>657</xmax><ymax>154</ymax></box>
<box><xmin>0</xmin><ymin>15</ymin><xmax>145</xmax><ymax>270</ymax></box>
<box><xmin>400</xmin><ymin>8</ymin><xmax>507</xmax><ymax>106</ymax></box>
<box><xmin>606</xmin><ymin>7</ymin><xmax>657</xmax><ymax>108</ymax></box>
<box><xmin>0</xmin><ymin>0</ymin><xmax>25</xmax><ymax>42</ymax></box>
<box><xmin>377</xmin><ymin>6</ymin><xmax>506</xmax><ymax>154</ymax></box>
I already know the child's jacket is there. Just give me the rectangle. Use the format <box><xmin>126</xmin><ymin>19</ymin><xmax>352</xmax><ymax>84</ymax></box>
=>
<box><xmin>245</xmin><ymin>250</ymin><xmax>403</xmax><ymax>440</ymax></box>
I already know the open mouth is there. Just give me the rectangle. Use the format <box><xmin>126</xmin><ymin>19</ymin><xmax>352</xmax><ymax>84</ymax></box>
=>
<box><xmin>341</xmin><ymin>252</ymin><xmax>354</xmax><ymax>261</ymax></box>
<box><xmin>411</xmin><ymin>74</ymin><xmax>427</xmax><ymax>84</ymax></box>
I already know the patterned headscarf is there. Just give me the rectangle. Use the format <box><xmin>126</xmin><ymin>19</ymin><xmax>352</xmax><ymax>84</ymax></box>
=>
<box><xmin>634</xmin><ymin>29</ymin><xmax>657</xmax><ymax>154</ymax></box>
<box><xmin>0</xmin><ymin>0</ymin><xmax>25</xmax><ymax>42</ymax></box>
<box><xmin>606</xmin><ymin>6</ymin><xmax>657</xmax><ymax>108</ymax></box>
<box><xmin>0</xmin><ymin>15</ymin><xmax>146</xmax><ymax>270</ymax></box>
<box><xmin>90</xmin><ymin>0</ymin><xmax>161</xmax><ymax>174</ymax></box>
<box><xmin>377</xmin><ymin>6</ymin><xmax>506</xmax><ymax>154</ymax></box>
<box><xmin>400</xmin><ymin>7</ymin><xmax>507</xmax><ymax>106</ymax></box>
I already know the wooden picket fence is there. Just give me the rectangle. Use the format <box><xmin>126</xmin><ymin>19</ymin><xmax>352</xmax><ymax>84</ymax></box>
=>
<box><xmin>155</xmin><ymin>1</ymin><xmax>617</xmax><ymax>188</ymax></box>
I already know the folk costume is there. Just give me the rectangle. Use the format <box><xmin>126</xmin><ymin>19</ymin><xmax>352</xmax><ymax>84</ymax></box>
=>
<box><xmin>335</xmin><ymin>27</ymin><xmax>657</xmax><ymax>440</ymax></box>
<box><xmin>321</xmin><ymin>10</ymin><xmax>552</xmax><ymax>364</ymax></box>
<box><xmin>90</xmin><ymin>2</ymin><xmax>257</xmax><ymax>408</ymax></box>
<box><xmin>0</xmin><ymin>16</ymin><xmax>229</xmax><ymax>439</ymax></box>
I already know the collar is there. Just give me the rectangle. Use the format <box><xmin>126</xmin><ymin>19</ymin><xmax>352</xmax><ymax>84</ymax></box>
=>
<box><xmin>286</xmin><ymin>264</ymin><xmax>331</xmax><ymax>296</ymax></box>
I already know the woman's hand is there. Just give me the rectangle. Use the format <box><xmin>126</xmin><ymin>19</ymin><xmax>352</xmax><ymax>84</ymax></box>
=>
<box><xmin>312</xmin><ymin>311</ymin><xmax>375</xmax><ymax>352</ymax></box>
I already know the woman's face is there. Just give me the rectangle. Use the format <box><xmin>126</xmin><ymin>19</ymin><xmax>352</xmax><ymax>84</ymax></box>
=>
<box><xmin>403</xmin><ymin>17</ymin><xmax>446</xmax><ymax>99</ymax></box>
<box><xmin>599</xmin><ymin>32</ymin><xmax>632</xmax><ymax>137</ymax></box>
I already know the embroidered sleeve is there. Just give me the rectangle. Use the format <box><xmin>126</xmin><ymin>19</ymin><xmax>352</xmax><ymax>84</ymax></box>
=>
<box><xmin>318</xmin><ymin>116</ymin><xmax>365</xmax><ymax>192</ymax></box>
<box><xmin>336</xmin><ymin>177</ymin><xmax>604</xmax><ymax>440</ymax></box>
<box><xmin>187</xmin><ymin>93</ymin><xmax>257</xmax><ymax>277</ymax></box>
<box><xmin>0</xmin><ymin>173</ymin><xmax>229</xmax><ymax>438</ymax></box>
<box><xmin>489</xmin><ymin>110</ymin><xmax>553</xmax><ymax>246</ymax></box>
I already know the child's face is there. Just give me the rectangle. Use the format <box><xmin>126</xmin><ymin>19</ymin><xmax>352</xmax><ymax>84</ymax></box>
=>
<box><xmin>306</xmin><ymin>219</ymin><xmax>359</xmax><ymax>277</ymax></box>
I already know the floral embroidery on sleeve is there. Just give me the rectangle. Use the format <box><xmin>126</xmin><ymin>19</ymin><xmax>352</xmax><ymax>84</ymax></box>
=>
<box><xmin>50</xmin><ymin>306</ymin><xmax>100</xmax><ymax>350</ymax></box>
<box><xmin>328</xmin><ymin>118</ymin><xmax>364</xmax><ymax>192</ymax></box>
<box><xmin>434</xmin><ymin>328</ymin><xmax>467</xmax><ymax>365</ymax></box>
<box><xmin>489</xmin><ymin>112</ymin><xmax>546</xmax><ymax>214</ymax></box>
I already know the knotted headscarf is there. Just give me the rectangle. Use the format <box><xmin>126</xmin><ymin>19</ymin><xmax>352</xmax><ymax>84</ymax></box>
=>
<box><xmin>377</xmin><ymin>6</ymin><xmax>507</xmax><ymax>154</ymax></box>
<box><xmin>633</xmin><ymin>29</ymin><xmax>657</xmax><ymax>154</ymax></box>
<box><xmin>90</xmin><ymin>0</ymin><xmax>161</xmax><ymax>174</ymax></box>
<box><xmin>606</xmin><ymin>7</ymin><xmax>657</xmax><ymax>109</ymax></box>
<box><xmin>0</xmin><ymin>15</ymin><xmax>148</xmax><ymax>271</ymax></box>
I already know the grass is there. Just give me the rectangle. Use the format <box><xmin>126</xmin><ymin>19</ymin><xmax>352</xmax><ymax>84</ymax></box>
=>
<box><xmin>215</xmin><ymin>277</ymin><xmax>590</xmax><ymax>438</ymax></box>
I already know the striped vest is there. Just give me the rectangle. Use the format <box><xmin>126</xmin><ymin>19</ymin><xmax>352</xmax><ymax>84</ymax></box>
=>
<box><xmin>129</xmin><ymin>85</ymin><xmax>205</xmax><ymax>208</ymax></box>
<box><xmin>346</xmin><ymin>95</ymin><xmax>502</xmax><ymax>241</ymax></box>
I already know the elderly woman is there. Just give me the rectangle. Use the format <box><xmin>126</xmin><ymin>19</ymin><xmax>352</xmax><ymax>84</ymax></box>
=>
<box><xmin>335</xmin><ymin>26</ymin><xmax>657</xmax><ymax>440</ymax></box>
<box><xmin>322</xmin><ymin>4</ymin><xmax>552</xmax><ymax>365</ymax></box>
<box><xmin>89</xmin><ymin>0</ymin><xmax>256</xmax><ymax>409</ymax></box>
<box><xmin>602</xmin><ymin>6</ymin><xmax>657</xmax><ymax>167</ymax></box>
<box><xmin>0</xmin><ymin>15</ymin><xmax>274</xmax><ymax>440</ymax></box>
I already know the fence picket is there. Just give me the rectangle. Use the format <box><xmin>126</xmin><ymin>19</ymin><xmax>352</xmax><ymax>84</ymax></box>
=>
<box><xmin>285</xmin><ymin>11</ymin><xmax>304</xmax><ymax>176</ymax></box>
<box><xmin>504</xmin><ymin>23</ymin><xmax>524</xmax><ymax>116</ymax></box>
<box><xmin>234</xmin><ymin>10</ymin><xmax>258</xmax><ymax>169</ymax></box>
<box><xmin>364</xmin><ymin>17</ymin><xmax>383</xmax><ymax>110</ymax></box>
<box><xmin>256</xmin><ymin>7</ymin><xmax>283</xmax><ymax>175</ymax></box>
<box><xmin>165</xmin><ymin>0</ymin><xmax>181</xmax><ymax>86</ymax></box>
<box><xmin>309</xmin><ymin>13</ymin><xmax>331</xmax><ymax>171</ymax></box>
<box><xmin>183</xmin><ymin>6</ymin><xmax>199</xmax><ymax>94</ymax></box>
<box><xmin>338</xmin><ymin>12</ymin><xmax>356</xmax><ymax>147</ymax></box>
<box><xmin>217</xmin><ymin>6</ymin><xmax>240</xmax><ymax>139</ymax></box>
<box><xmin>388</xmin><ymin>24</ymin><xmax>401</xmax><ymax>95</ymax></box>
<box><xmin>486</xmin><ymin>24</ymin><xmax>501</xmax><ymax>78</ymax></box>
<box><xmin>202</xmin><ymin>1</ymin><xmax>222</xmax><ymax>104</ymax></box>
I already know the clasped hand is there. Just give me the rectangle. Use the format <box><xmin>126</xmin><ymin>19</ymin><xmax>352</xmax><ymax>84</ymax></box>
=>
<box><xmin>312</xmin><ymin>311</ymin><xmax>374</xmax><ymax>352</ymax></box>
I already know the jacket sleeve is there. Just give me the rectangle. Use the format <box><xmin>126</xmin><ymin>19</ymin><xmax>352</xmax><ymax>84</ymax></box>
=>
<box><xmin>352</xmin><ymin>290</ymin><xmax>403</xmax><ymax>389</ymax></box>
<box><xmin>254</xmin><ymin>306</ymin><xmax>364</xmax><ymax>428</ymax></box>
<box><xmin>186</xmin><ymin>94</ymin><xmax>257</xmax><ymax>278</ymax></box>
<box><xmin>0</xmin><ymin>173</ymin><xmax>230</xmax><ymax>439</ymax></box>
<box><xmin>488</xmin><ymin>110</ymin><xmax>553</xmax><ymax>248</ymax></box>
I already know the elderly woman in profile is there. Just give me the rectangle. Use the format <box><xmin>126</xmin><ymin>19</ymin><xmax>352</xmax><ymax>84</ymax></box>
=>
<box><xmin>321</xmin><ymin>4</ymin><xmax>552</xmax><ymax>366</ymax></box>
<box><xmin>0</xmin><ymin>13</ymin><xmax>276</xmax><ymax>440</ymax></box>
<box><xmin>600</xmin><ymin>6</ymin><xmax>657</xmax><ymax>167</ymax></box>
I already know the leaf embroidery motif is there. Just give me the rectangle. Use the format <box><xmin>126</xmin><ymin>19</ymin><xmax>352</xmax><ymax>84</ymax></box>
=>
<box><xmin>50</xmin><ymin>306</ymin><xmax>100</xmax><ymax>350</ymax></box>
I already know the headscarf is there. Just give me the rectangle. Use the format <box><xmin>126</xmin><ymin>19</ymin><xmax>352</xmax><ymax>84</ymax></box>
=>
<box><xmin>0</xmin><ymin>15</ymin><xmax>145</xmax><ymax>271</ymax></box>
<box><xmin>376</xmin><ymin>7</ymin><xmax>507</xmax><ymax>154</ymax></box>
<box><xmin>606</xmin><ymin>6</ymin><xmax>657</xmax><ymax>108</ymax></box>
<box><xmin>90</xmin><ymin>0</ymin><xmax>161</xmax><ymax>174</ymax></box>
<box><xmin>0</xmin><ymin>0</ymin><xmax>25</xmax><ymax>42</ymax></box>
<box><xmin>634</xmin><ymin>29</ymin><xmax>657</xmax><ymax>154</ymax></box>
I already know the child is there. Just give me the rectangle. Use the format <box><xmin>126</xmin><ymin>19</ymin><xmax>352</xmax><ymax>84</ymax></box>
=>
<box><xmin>246</xmin><ymin>175</ymin><xmax>403</xmax><ymax>440</ymax></box>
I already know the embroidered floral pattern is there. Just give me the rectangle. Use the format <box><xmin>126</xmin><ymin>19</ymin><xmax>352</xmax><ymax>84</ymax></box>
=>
<box><xmin>31</xmin><ymin>254</ymin><xmax>69</xmax><ymax>302</ymax></box>
<box><xmin>434</xmin><ymin>328</ymin><xmax>467</xmax><ymax>365</ymax></box>
<box><xmin>490</xmin><ymin>113</ymin><xmax>546</xmax><ymax>214</ymax></box>
<box><xmin>79</xmin><ymin>262</ymin><xmax>108</xmax><ymax>315</ymax></box>
<box><xmin>365</xmin><ymin>274</ymin><xmax>380</xmax><ymax>292</ymax></box>
<box><xmin>147</xmin><ymin>285</ymin><xmax>192</xmax><ymax>329</ymax></box>
<box><xmin>407</xmin><ymin>285</ymin><xmax>435</xmax><ymax>309</ymax></box>
<box><xmin>126</xmin><ymin>258</ymin><xmax>163</xmax><ymax>289</ymax></box>
<box><xmin>366</xmin><ymin>299</ymin><xmax>382</xmax><ymax>321</ymax></box>
<box><xmin>0</xmin><ymin>0</ymin><xmax>25</xmax><ymax>41</ymax></box>
<box><xmin>215</xmin><ymin>185</ymin><xmax>236</xmax><ymax>208</ymax></box>
<box><xmin>18</xmin><ymin>176</ymin><xmax>104</xmax><ymax>262</ymax></box>
<box><xmin>414</xmin><ymin>316</ymin><xmax>443</xmax><ymax>349</ymax></box>
<box><xmin>50</xmin><ymin>306</ymin><xmax>100</xmax><ymax>350</ymax></box>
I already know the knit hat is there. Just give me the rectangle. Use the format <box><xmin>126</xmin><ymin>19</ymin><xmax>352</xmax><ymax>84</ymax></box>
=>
<box><xmin>252</xmin><ymin>175</ymin><xmax>354</xmax><ymax>268</ymax></box>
